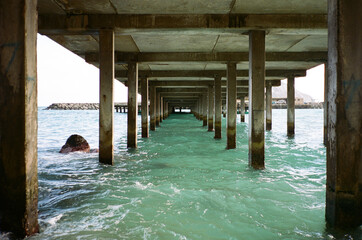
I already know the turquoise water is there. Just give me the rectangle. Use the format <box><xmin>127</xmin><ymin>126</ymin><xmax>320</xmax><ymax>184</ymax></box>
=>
<box><xmin>3</xmin><ymin>109</ymin><xmax>359</xmax><ymax>239</ymax></box>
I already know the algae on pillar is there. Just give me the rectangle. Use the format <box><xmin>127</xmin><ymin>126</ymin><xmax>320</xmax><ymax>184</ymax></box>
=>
<box><xmin>127</xmin><ymin>62</ymin><xmax>138</xmax><ymax>148</ymax></box>
<box><xmin>227</xmin><ymin>62</ymin><xmax>237</xmax><ymax>149</ymax></box>
<box><xmin>0</xmin><ymin>0</ymin><xmax>39</xmax><ymax>236</ymax></box>
<box><xmin>266</xmin><ymin>81</ymin><xmax>272</xmax><ymax>130</ymax></box>
<box><xmin>287</xmin><ymin>77</ymin><xmax>295</xmax><ymax>136</ymax></box>
<box><xmin>208</xmin><ymin>84</ymin><xmax>214</xmax><ymax>131</ymax></box>
<box><xmin>141</xmin><ymin>78</ymin><xmax>149</xmax><ymax>138</ymax></box>
<box><xmin>326</xmin><ymin>0</ymin><xmax>362</xmax><ymax>228</ymax></box>
<box><xmin>248</xmin><ymin>30</ymin><xmax>265</xmax><ymax>169</ymax></box>
<box><xmin>99</xmin><ymin>29</ymin><xmax>114</xmax><ymax>164</ymax></box>
<box><xmin>214</xmin><ymin>76</ymin><xmax>222</xmax><ymax>139</ymax></box>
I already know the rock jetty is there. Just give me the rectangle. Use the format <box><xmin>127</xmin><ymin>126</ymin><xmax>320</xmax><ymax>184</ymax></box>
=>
<box><xmin>45</xmin><ymin>103</ymin><xmax>99</xmax><ymax>110</ymax></box>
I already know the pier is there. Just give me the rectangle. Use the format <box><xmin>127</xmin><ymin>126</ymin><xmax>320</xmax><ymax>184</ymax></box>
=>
<box><xmin>0</xmin><ymin>0</ymin><xmax>361</xmax><ymax>237</ymax></box>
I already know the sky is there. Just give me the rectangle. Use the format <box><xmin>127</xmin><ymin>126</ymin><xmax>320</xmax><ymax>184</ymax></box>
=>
<box><xmin>37</xmin><ymin>34</ymin><xmax>325</xmax><ymax>106</ymax></box>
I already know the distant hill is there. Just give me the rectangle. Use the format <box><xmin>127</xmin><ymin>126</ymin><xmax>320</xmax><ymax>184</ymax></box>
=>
<box><xmin>272</xmin><ymin>82</ymin><xmax>314</xmax><ymax>103</ymax></box>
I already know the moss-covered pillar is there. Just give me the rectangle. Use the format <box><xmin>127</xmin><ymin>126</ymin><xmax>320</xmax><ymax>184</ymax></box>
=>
<box><xmin>208</xmin><ymin>84</ymin><xmax>214</xmax><ymax>131</ymax></box>
<box><xmin>287</xmin><ymin>77</ymin><xmax>295</xmax><ymax>136</ymax></box>
<box><xmin>156</xmin><ymin>92</ymin><xmax>160</xmax><ymax>126</ymax></box>
<box><xmin>227</xmin><ymin>62</ymin><xmax>237</xmax><ymax>149</ymax></box>
<box><xmin>203</xmin><ymin>94</ymin><xmax>207</xmax><ymax>126</ymax></box>
<box><xmin>240</xmin><ymin>96</ymin><xmax>245</xmax><ymax>122</ymax></box>
<box><xmin>326</xmin><ymin>0</ymin><xmax>362</xmax><ymax>228</ymax></box>
<box><xmin>214</xmin><ymin>76</ymin><xmax>222</xmax><ymax>139</ymax></box>
<box><xmin>99</xmin><ymin>29</ymin><xmax>114</xmax><ymax>164</ymax></box>
<box><xmin>266</xmin><ymin>81</ymin><xmax>272</xmax><ymax>130</ymax></box>
<box><xmin>141</xmin><ymin>78</ymin><xmax>149</xmax><ymax>138</ymax></box>
<box><xmin>150</xmin><ymin>86</ymin><xmax>156</xmax><ymax>131</ymax></box>
<box><xmin>248</xmin><ymin>30</ymin><xmax>265</xmax><ymax>169</ymax></box>
<box><xmin>0</xmin><ymin>0</ymin><xmax>39</xmax><ymax>236</ymax></box>
<box><xmin>127</xmin><ymin>62</ymin><xmax>138</xmax><ymax>148</ymax></box>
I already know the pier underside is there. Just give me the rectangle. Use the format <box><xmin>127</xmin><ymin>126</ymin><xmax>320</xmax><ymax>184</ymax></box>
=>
<box><xmin>0</xmin><ymin>0</ymin><xmax>360</xmax><ymax>237</ymax></box>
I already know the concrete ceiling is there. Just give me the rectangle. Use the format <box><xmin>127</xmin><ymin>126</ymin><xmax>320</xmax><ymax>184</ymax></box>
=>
<box><xmin>38</xmin><ymin>0</ymin><xmax>327</xmax><ymax>105</ymax></box>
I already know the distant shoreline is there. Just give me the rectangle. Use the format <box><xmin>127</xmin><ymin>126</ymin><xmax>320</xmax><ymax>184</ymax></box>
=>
<box><xmin>45</xmin><ymin>102</ymin><xmax>323</xmax><ymax>110</ymax></box>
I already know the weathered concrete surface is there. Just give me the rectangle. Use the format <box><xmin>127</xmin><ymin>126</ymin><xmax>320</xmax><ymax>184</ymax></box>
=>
<box><xmin>127</xmin><ymin>62</ymin><xmax>138</xmax><ymax>148</ymax></box>
<box><xmin>214</xmin><ymin>76</ymin><xmax>222</xmax><ymax>139</ymax></box>
<box><xmin>266</xmin><ymin>81</ymin><xmax>272</xmax><ymax>130</ymax></box>
<box><xmin>326</xmin><ymin>0</ymin><xmax>362</xmax><ymax>228</ymax></box>
<box><xmin>248</xmin><ymin>30</ymin><xmax>265</xmax><ymax>169</ymax></box>
<box><xmin>156</xmin><ymin>92</ymin><xmax>160</xmax><ymax>126</ymax></box>
<box><xmin>141</xmin><ymin>78</ymin><xmax>149</xmax><ymax>138</ymax></box>
<box><xmin>323</xmin><ymin>63</ymin><xmax>328</xmax><ymax>145</ymax></box>
<box><xmin>227</xmin><ymin>62</ymin><xmax>237</xmax><ymax>149</ymax></box>
<box><xmin>240</xmin><ymin>97</ymin><xmax>245</xmax><ymax>122</ymax></box>
<box><xmin>287</xmin><ymin>77</ymin><xmax>295</xmax><ymax>136</ymax></box>
<box><xmin>0</xmin><ymin>0</ymin><xmax>39</xmax><ymax>237</ymax></box>
<box><xmin>150</xmin><ymin>86</ymin><xmax>156</xmax><ymax>131</ymax></box>
<box><xmin>208</xmin><ymin>84</ymin><xmax>214</xmax><ymax>131</ymax></box>
<box><xmin>99</xmin><ymin>30</ymin><xmax>114</xmax><ymax>164</ymax></box>
<box><xmin>160</xmin><ymin>96</ymin><xmax>163</xmax><ymax>122</ymax></box>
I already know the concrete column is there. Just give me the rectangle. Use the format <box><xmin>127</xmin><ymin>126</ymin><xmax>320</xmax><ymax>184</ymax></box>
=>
<box><xmin>141</xmin><ymin>78</ymin><xmax>149</xmax><ymax>138</ymax></box>
<box><xmin>326</xmin><ymin>0</ymin><xmax>362</xmax><ymax>228</ymax></box>
<box><xmin>287</xmin><ymin>77</ymin><xmax>295</xmax><ymax>136</ymax></box>
<box><xmin>0</xmin><ymin>0</ymin><xmax>39</xmax><ymax>236</ymax></box>
<box><xmin>208</xmin><ymin>84</ymin><xmax>214</xmax><ymax>131</ymax></box>
<box><xmin>156</xmin><ymin>92</ymin><xmax>160</xmax><ymax>126</ymax></box>
<box><xmin>99</xmin><ymin>30</ymin><xmax>114</xmax><ymax>164</ymax></box>
<box><xmin>160</xmin><ymin>97</ymin><xmax>163</xmax><ymax>122</ymax></box>
<box><xmin>248</xmin><ymin>30</ymin><xmax>265</xmax><ymax>169</ymax></box>
<box><xmin>323</xmin><ymin>63</ymin><xmax>328</xmax><ymax>145</ymax></box>
<box><xmin>127</xmin><ymin>62</ymin><xmax>138</xmax><ymax>148</ymax></box>
<box><xmin>199</xmin><ymin>97</ymin><xmax>203</xmax><ymax>121</ymax></box>
<box><xmin>203</xmin><ymin>94</ymin><xmax>208</xmax><ymax>126</ymax></box>
<box><xmin>240</xmin><ymin>97</ymin><xmax>245</xmax><ymax>122</ymax></box>
<box><xmin>227</xmin><ymin>62</ymin><xmax>237</xmax><ymax>149</ymax></box>
<box><xmin>214</xmin><ymin>76</ymin><xmax>222</xmax><ymax>139</ymax></box>
<box><xmin>150</xmin><ymin>86</ymin><xmax>156</xmax><ymax>131</ymax></box>
<box><xmin>266</xmin><ymin>81</ymin><xmax>272</xmax><ymax>130</ymax></box>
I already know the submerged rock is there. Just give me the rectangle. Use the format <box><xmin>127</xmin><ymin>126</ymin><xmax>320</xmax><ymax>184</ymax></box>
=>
<box><xmin>60</xmin><ymin>134</ymin><xmax>91</xmax><ymax>153</ymax></box>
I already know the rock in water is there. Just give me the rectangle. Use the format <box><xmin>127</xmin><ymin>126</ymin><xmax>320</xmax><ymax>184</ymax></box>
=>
<box><xmin>60</xmin><ymin>134</ymin><xmax>90</xmax><ymax>153</ymax></box>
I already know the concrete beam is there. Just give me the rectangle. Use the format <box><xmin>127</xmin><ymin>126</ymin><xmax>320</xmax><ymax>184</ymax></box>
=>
<box><xmin>326</xmin><ymin>0</ymin><xmax>362</xmax><ymax>228</ymax></box>
<box><xmin>99</xmin><ymin>29</ymin><xmax>114</xmax><ymax>164</ymax></box>
<box><xmin>86</xmin><ymin>52</ymin><xmax>327</xmax><ymax>63</ymax></box>
<box><xmin>0</xmin><ymin>0</ymin><xmax>39</xmax><ymax>236</ymax></box>
<box><xmin>115</xmin><ymin>69</ymin><xmax>306</xmax><ymax>78</ymax></box>
<box><xmin>39</xmin><ymin>14</ymin><xmax>327</xmax><ymax>35</ymax></box>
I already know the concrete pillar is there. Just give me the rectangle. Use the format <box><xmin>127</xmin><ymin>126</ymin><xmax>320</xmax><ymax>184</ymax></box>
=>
<box><xmin>0</xmin><ymin>0</ymin><xmax>39</xmax><ymax>236</ymax></box>
<box><xmin>127</xmin><ymin>62</ymin><xmax>138</xmax><ymax>148</ymax></box>
<box><xmin>208</xmin><ymin>84</ymin><xmax>214</xmax><ymax>131</ymax></box>
<box><xmin>240</xmin><ymin>97</ymin><xmax>245</xmax><ymax>122</ymax></box>
<box><xmin>203</xmin><ymin>94</ymin><xmax>208</xmax><ymax>126</ymax></box>
<box><xmin>326</xmin><ymin>0</ymin><xmax>362</xmax><ymax>228</ymax></box>
<box><xmin>323</xmin><ymin>63</ymin><xmax>328</xmax><ymax>145</ymax></box>
<box><xmin>141</xmin><ymin>78</ymin><xmax>149</xmax><ymax>138</ymax></box>
<box><xmin>248</xmin><ymin>30</ymin><xmax>265</xmax><ymax>169</ymax></box>
<box><xmin>199</xmin><ymin>97</ymin><xmax>203</xmax><ymax>121</ymax></box>
<box><xmin>156</xmin><ymin>92</ymin><xmax>160</xmax><ymax>126</ymax></box>
<box><xmin>266</xmin><ymin>81</ymin><xmax>272</xmax><ymax>130</ymax></box>
<box><xmin>227</xmin><ymin>62</ymin><xmax>237</xmax><ymax>149</ymax></box>
<box><xmin>287</xmin><ymin>77</ymin><xmax>295</xmax><ymax>136</ymax></box>
<box><xmin>160</xmin><ymin>97</ymin><xmax>163</xmax><ymax>122</ymax></box>
<box><xmin>214</xmin><ymin>76</ymin><xmax>222</xmax><ymax>139</ymax></box>
<box><xmin>150</xmin><ymin>86</ymin><xmax>156</xmax><ymax>131</ymax></box>
<box><xmin>99</xmin><ymin>30</ymin><xmax>114</xmax><ymax>164</ymax></box>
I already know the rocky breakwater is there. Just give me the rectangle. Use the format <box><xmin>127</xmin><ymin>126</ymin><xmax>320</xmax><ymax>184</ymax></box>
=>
<box><xmin>45</xmin><ymin>103</ymin><xmax>99</xmax><ymax>110</ymax></box>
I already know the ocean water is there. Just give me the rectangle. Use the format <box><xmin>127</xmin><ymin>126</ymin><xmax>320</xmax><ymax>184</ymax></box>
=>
<box><xmin>3</xmin><ymin>109</ymin><xmax>361</xmax><ymax>239</ymax></box>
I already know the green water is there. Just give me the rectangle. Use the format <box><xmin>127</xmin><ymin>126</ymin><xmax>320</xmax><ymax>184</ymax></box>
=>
<box><xmin>11</xmin><ymin>109</ymin><xmax>358</xmax><ymax>239</ymax></box>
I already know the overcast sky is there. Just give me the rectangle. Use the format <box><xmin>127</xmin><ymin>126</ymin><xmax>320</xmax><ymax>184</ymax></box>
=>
<box><xmin>37</xmin><ymin>34</ymin><xmax>325</xmax><ymax>106</ymax></box>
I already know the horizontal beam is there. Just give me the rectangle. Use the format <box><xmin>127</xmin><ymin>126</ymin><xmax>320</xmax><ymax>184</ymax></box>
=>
<box><xmin>86</xmin><ymin>52</ymin><xmax>327</xmax><ymax>63</ymax></box>
<box><xmin>146</xmin><ymin>80</ymin><xmax>280</xmax><ymax>87</ymax></box>
<box><xmin>116</xmin><ymin>69</ymin><xmax>306</xmax><ymax>78</ymax></box>
<box><xmin>38</xmin><ymin>14</ymin><xmax>327</xmax><ymax>34</ymax></box>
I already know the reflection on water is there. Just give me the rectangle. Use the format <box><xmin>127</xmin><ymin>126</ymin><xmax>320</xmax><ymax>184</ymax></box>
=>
<box><xmin>3</xmin><ymin>109</ymin><xmax>360</xmax><ymax>239</ymax></box>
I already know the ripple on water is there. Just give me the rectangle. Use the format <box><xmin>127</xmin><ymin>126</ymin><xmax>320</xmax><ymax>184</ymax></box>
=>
<box><xmin>23</xmin><ymin>109</ymin><xmax>362</xmax><ymax>239</ymax></box>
